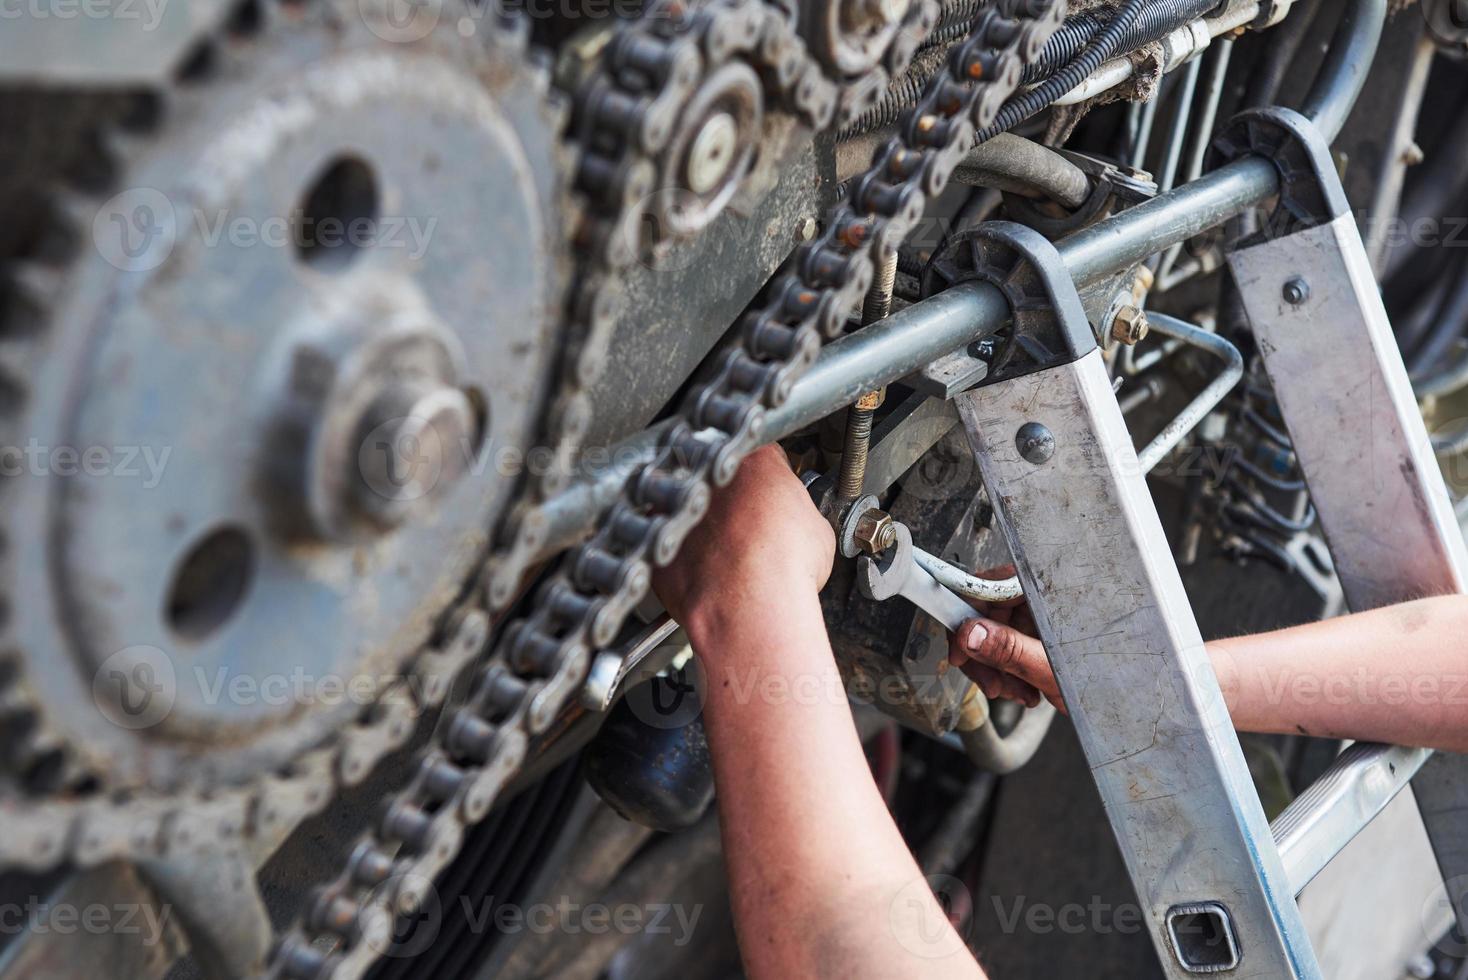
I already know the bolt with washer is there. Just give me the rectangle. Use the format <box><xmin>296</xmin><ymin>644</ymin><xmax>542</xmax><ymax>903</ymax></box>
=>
<box><xmin>1282</xmin><ymin>277</ymin><xmax>1311</xmax><ymax>306</ymax></box>
<box><xmin>853</xmin><ymin>508</ymin><xmax>897</xmax><ymax>556</ymax></box>
<box><xmin>1111</xmin><ymin>305</ymin><xmax>1149</xmax><ymax>345</ymax></box>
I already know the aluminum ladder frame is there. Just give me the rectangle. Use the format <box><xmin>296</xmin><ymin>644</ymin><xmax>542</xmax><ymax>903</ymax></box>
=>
<box><xmin>950</xmin><ymin>109</ymin><xmax>1468</xmax><ymax>977</ymax></box>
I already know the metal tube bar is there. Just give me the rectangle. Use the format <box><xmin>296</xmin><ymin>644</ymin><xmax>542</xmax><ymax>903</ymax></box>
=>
<box><xmin>537</xmin><ymin>158</ymin><xmax>1283</xmax><ymax>559</ymax></box>
<box><xmin>1271</xmin><ymin>742</ymin><xmax>1431</xmax><ymax>895</ymax></box>
<box><xmin>1062</xmin><ymin>155</ymin><xmax>1279</xmax><ymax>286</ymax></box>
<box><xmin>1156</xmin><ymin>37</ymin><xmax>1235</xmax><ymax>285</ymax></box>
<box><xmin>1156</xmin><ymin>56</ymin><xmax>1202</xmax><ymax>197</ymax></box>
<box><xmin>1136</xmin><ymin>312</ymin><xmax>1244</xmax><ymax>471</ymax></box>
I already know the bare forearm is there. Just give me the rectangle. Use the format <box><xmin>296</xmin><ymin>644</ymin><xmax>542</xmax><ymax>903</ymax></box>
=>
<box><xmin>687</xmin><ymin>587</ymin><xmax>984</xmax><ymax>980</ymax></box>
<box><xmin>1210</xmin><ymin>595</ymin><xmax>1468</xmax><ymax>752</ymax></box>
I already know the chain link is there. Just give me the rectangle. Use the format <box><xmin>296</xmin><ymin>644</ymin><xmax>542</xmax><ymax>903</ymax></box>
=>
<box><xmin>265</xmin><ymin>1</ymin><xmax>1065</xmax><ymax>976</ymax></box>
<box><xmin>0</xmin><ymin>0</ymin><xmax>1065</xmax><ymax>974</ymax></box>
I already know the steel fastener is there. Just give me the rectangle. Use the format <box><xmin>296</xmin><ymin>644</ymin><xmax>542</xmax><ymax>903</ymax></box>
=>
<box><xmin>853</xmin><ymin>508</ymin><xmax>897</xmax><ymax>556</ymax></box>
<box><xmin>1015</xmin><ymin>421</ymin><xmax>1055</xmax><ymax>465</ymax></box>
<box><xmin>1282</xmin><ymin>276</ymin><xmax>1310</xmax><ymax>306</ymax></box>
<box><xmin>1111</xmin><ymin>305</ymin><xmax>1150</xmax><ymax>345</ymax></box>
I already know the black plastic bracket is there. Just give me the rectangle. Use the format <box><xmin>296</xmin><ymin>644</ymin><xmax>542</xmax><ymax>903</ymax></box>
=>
<box><xmin>920</xmin><ymin>221</ymin><xmax>1097</xmax><ymax>386</ymax></box>
<box><xmin>1212</xmin><ymin>106</ymin><xmax>1351</xmax><ymax>245</ymax></box>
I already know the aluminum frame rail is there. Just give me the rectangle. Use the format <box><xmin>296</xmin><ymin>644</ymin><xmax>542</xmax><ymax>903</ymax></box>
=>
<box><xmin>952</xmin><ymin>221</ymin><xmax>1319</xmax><ymax>979</ymax></box>
<box><xmin>1226</xmin><ymin>110</ymin><xmax>1468</xmax><ymax>946</ymax></box>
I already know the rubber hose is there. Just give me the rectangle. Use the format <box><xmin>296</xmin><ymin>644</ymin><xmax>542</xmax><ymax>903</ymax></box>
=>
<box><xmin>953</xmin><ymin>133</ymin><xmax>1092</xmax><ymax>208</ymax></box>
<box><xmin>976</xmin><ymin>0</ymin><xmax>1157</xmax><ymax>144</ymax></box>
<box><xmin>1019</xmin><ymin>0</ymin><xmax>1222</xmax><ymax>83</ymax></box>
<box><xmin>1244</xmin><ymin>0</ymin><xmax>1320</xmax><ymax>109</ymax></box>
<box><xmin>845</xmin><ymin>0</ymin><xmax>1218</xmax><ymax>139</ymax></box>
<box><xmin>1409</xmin><ymin>256</ymin><xmax>1468</xmax><ymax>376</ymax></box>
<box><xmin>1299</xmin><ymin>0</ymin><xmax>1387</xmax><ymax>142</ymax></box>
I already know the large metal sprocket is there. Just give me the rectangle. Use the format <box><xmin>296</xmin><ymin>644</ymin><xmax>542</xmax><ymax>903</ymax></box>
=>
<box><xmin>0</xmin><ymin>0</ymin><xmax>575</xmax><ymax>801</ymax></box>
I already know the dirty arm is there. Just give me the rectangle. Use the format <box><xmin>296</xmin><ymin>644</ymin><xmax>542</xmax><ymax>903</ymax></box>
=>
<box><xmin>950</xmin><ymin>594</ymin><xmax>1468</xmax><ymax>754</ymax></box>
<box><xmin>655</xmin><ymin>446</ymin><xmax>985</xmax><ymax>980</ymax></box>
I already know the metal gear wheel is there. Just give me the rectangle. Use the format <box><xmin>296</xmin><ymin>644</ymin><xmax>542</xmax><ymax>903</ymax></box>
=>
<box><xmin>0</xmin><ymin>0</ymin><xmax>575</xmax><ymax>797</ymax></box>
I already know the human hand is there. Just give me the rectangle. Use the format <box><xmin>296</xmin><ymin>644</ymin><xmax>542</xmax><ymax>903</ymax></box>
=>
<box><xmin>652</xmin><ymin>444</ymin><xmax>836</xmax><ymax>645</ymax></box>
<box><xmin>947</xmin><ymin>569</ymin><xmax>1066</xmax><ymax>712</ymax></box>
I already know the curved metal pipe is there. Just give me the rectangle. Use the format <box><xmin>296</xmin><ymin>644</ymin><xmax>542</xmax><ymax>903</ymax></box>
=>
<box><xmin>955</xmin><ymin>700</ymin><xmax>1057</xmax><ymax>774</ymax></box>
<box><xmin>913</xmin><ymin>547</ymin><xmax>1022</xmax><ymax>603</ymax></box>
<box><xmin>1136</xmin><ymin>312</ymin><xmax>1245</xmax><ymax>472</ymax></box>
<box><xmin>1299</xmin><ymin>0</ymin><xmax>1386</xmax><ymax>142</ymax></box>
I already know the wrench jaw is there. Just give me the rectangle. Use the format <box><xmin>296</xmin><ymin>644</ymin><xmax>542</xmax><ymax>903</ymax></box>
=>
<box><xmin>856</xmin><ymin>522</ymin><xmax>915</xmax><ymax>603</ymax></box>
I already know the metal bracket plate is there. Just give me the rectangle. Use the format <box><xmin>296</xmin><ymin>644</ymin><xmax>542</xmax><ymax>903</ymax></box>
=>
<box><xmin>956</xmin><ymin>348</ymin><xmax>1321</xmax><ymax>979</ymax></box>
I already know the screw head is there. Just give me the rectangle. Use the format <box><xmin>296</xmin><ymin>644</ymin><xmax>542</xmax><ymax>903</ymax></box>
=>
<box><xmin>1015</xmin><ymin>421</ymin><xmax>1055</xmax><ymax>465</ymax></box>
<box><xmin>1110</xmin><ymin>305</ymin><xmax>1149</xmax><ymax>346</ymax></box>
<box><xmin>1282</xmin><ymin>277</ymin><xmax>1310</xmax><ymax>306</ymax></box>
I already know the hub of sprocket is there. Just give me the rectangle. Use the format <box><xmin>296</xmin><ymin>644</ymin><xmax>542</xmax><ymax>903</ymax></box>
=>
<box><xmin>0</xmin><ymin>1</ymin><xmax>574</xmax><ymax>795</ymax></box>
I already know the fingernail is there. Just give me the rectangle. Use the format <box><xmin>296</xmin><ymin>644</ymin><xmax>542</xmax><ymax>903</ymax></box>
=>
<box><xmin>963</xmin><ymin>621</ymin><xmax>987</xmax><ymax>650</ymax></box>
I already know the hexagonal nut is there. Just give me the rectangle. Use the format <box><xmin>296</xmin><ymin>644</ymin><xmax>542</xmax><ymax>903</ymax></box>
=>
<box><xmin>1111</xmin><ymin>305</ymin><xmax>1149</xmax><ymax>346</ymax></box>
<box><xmin>853</xmin><ymin>508</ymin><xmax>897</xmax><ymax>556</ymax></box>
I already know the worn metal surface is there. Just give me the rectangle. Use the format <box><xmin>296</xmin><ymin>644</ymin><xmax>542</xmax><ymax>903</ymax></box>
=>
<box><xmin>957</xmin><ymin>348</ymin><xmax>1322</xmax><ymax>979</ymax></box>
<box><xmin>2</xmin><ymin>1</ymin><xmax>571</xmax><ymax>797</ymax></box>
<box><xmin>581</xmin><ymin>122</ymin><xmax>822</xmax><ymax>451</ymax></box>
<box><xmin>0</xmin><ymin>863</ymin><xmax>187</xmax><ymax>978</ymax></box>
<box><xmin>0</xmin><ymin>0</ymin><xmax>232</xmax><ymax>84</ymax></box>
<box><xmin>1230</xmin><ymin>208</ymin><xmax>1468</xmax><ymax>957</ymax></box>
<box><xmin>1228</xmin><ymin>213</ymin><xmax>1468</xmax><ymax>606</ymax></box>
<box><xmin>1271</xmin><ymin>742</ymin><xmax>1432</xmax><ymax>894</ymax></box>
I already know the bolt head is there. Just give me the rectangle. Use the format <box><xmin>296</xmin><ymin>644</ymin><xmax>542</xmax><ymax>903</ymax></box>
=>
<box><xmin>1282</xmin><ymin>277</ymin><xmax>1310</xmax><ymax>306</ymax></box>
<box><xmin>797</xmin><ymin>216</ymin><xmax>819</xmax><ymax>242</ymax></box>
<box><xmin>686</xmin><ymin>111</ymin><xmax>738</xmax><ymax>196</ymax></box>
<box><xmin>853</xmin><ymin>508</ymin><xmax>897</xmax><ymax>556</ymax></box>
<box><xmin>355</xmin><ymin>384</ymin><xmax>476</xmax><ymax>529</ymax></box>
<box><xmin>1110</xmin><ymin>305</ymin><xmax>1149</xmax><ymax>346</ymax></box>
<box><xmin>1015</xmin><ymin>421</ymin><xmax>1055</xmax><ymax>465</ymax></box>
